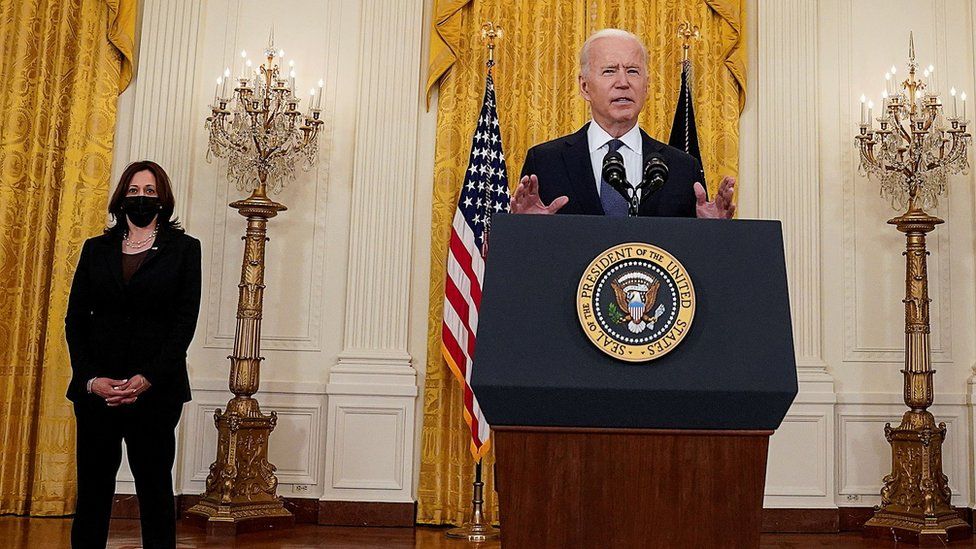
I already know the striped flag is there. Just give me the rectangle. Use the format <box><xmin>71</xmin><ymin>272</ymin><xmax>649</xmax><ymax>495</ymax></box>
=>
<box><xmin>441</xmin><ymin>70</ymin><xmax>509</xmax><ymax>460</ymax></box>
<box><xmin>668</xmin><ymin>57</ymin><xmax>705</xmax><ymax>179</ymax></box>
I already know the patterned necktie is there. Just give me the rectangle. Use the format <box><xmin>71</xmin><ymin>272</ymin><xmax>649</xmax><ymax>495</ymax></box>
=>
<box><xmin>600</xmin><ymin>138</ymin><xmax>629</xmax><ymax>216</ymax></box>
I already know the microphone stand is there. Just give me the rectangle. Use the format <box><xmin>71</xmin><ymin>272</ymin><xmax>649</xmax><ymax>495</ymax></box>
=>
<box><xmin>627</xmin><ymin>179</ymin><xmax>658</xmax><ymax>217</ymax></box>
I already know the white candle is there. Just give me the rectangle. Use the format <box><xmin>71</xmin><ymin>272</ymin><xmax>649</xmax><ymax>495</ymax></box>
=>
<box><xmin>289</xmin><ymin>70</ymin><xmax>296</xmax><ymax>92</ymax></box>
<box><xmin>309</xmin><ymin>88</ymin><xmax>315</xmax><ymax>113</ymax></box>
<box><xmin>222</xmin><ymin>68</ymin><xmax>230</xmax><ymax>97</ymax></box>
<box><xmin>867</xmin><ymin>101</ymin><xmax>874</xmax><ymax>126</ymax></box>
<box><xmin>885</xmin><ymin>72</ymin><xmax>892</xmax><ymax>95</ymax></box>
<box><xmin>882</xmin><ymin>90</ymin><xmax>888</xmax><ymax>113</ymax></box>
<box><xmin>214</xmin><ymin>77</ymin><xmax>221</xmax><ymax>103</ymax></box>
<box><xmin>317</xmin><ymin>78</ymin><xmax>324</xmax><ymax>109</ymax></box>
<box><xmin>951</xmin><ymin>87</ymin><xmax>957</xmax><ymax>117</ymax></box>
<box><xmin>962</xmin><ymin>92</ymin><xmax>968</xmax><ymax>120</ymax></box>
<box><xmin>860</xmin><ymin>94</ymin><xmax>866</xmax><ymax>124</ymax></box>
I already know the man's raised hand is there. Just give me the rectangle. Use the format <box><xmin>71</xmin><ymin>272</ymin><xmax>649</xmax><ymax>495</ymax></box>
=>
<box><xmin>695</xmin><ymin>176</ymin><xmax>736</xmax><ymax>219</ymax></box>
<box><xmin>510</xmin><ymin>174</ymin><xmax>568</xmax><ymax>215</ymax></box>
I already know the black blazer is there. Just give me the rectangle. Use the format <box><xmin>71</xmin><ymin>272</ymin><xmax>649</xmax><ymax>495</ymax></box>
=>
<box><xmin>520</xmin><ymin>123</ymin><xmax>704</xmax><ymax>217</ymax></box>
<box><xmin>65</xmin><ymin>228</ymin><xmax>201</xmax><ymax>404</ymax></box>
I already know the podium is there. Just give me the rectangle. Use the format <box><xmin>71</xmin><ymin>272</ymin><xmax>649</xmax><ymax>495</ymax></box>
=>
<box><xmin>472</xmin><ymin>214</ymin><xmax>798</xmax><ymax>549</ymax></box>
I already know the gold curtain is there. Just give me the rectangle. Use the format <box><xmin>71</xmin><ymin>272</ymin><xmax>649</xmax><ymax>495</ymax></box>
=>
<box><xmin>0</xmin><ymin>0</ymin><xmax>136</xmax><ymax>516</ymax></box>
<box><xmin>419</xmin><ymin>0</ymin><xmax>745</xmax><ymax>525</ymax></box>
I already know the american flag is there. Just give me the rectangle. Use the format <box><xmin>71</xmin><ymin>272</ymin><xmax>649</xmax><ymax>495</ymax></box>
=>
<box><xmin>441</xmin><ymin>71</ymin><xmax>509</xmax><ymax>459</ymax></box>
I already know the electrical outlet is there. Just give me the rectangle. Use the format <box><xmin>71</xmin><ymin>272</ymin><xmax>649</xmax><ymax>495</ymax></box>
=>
<box><xmin>294</xmin><ymin>484</ymin><xmax>309</xmax><ymax>494</ymax></box>
<box><xmin>846</xmin><ymin>494</ymin><xmax>860</xmax><ymax>502</ymax></box>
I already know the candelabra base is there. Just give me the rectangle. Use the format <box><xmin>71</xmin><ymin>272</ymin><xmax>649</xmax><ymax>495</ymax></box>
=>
<box><xmin>186</xmin><ymin>398</ymin><xmax>293</xmax><ymax>535</ymax></box>
<box><xmin>864</xmin><ymin>510</ymin><xmax>969</xmax><ymax>545</ymax></box>
<box><xmin>183</xmin><ymin>499</ymin><xmax>294</xmax><ymax>537</ymax></box>
<box><xmin>863</xmin><ymin>411</ymin><xmax>970</xmax><ymax>545</ymax></box>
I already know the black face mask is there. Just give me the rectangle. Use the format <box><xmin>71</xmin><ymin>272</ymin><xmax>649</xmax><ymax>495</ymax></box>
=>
<box><xmin>122</xmin><ymin>196</ymin><xmax>160</xmax><ymax>228</ymax></box>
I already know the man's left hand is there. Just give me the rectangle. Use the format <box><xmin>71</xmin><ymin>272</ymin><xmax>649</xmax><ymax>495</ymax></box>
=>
<box><xmin>695</xmin><ymin>176</ymin><xmax>736</xmax><ymax>219</ymax></box>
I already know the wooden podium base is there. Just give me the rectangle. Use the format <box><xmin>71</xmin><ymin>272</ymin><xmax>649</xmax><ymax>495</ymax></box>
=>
<box><xmin>493</xmin><ymin>426</ymin><xmax>772</xmax><ymax>549</ymax></box>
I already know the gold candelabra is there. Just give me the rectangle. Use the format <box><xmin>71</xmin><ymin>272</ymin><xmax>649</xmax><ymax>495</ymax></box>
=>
<box><xmin>855</xmin><ymin>33</ymin><xmax>971</xmax><ymax>544</ymax></box>
<box><xmin>186</xmin><ymin>31</ymin><xmax>322</xmax><ymax>535</ymax></box>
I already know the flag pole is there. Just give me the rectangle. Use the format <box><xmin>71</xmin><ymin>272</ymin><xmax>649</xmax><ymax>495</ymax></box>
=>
<box><xmin>444</xmin><ymin>22</ymin><xmax>504</xmax><ymax>543</ymax></box>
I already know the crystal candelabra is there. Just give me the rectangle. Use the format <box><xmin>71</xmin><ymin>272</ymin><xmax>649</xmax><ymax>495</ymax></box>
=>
<box><xmin>205</xmin><ymin>40</ymin><xmax>323</xmax><ymax>195</ymax></box>
<box><xmin>186</xmin><ymin>32</ymin><xmax>322</xmax><ymax>535</ymax></box>
<box><xmin>855</xmin><ymin>34</ymin><xmax>971</xmax><ymax>544</ymax></box>
<box><xmin>855</xmin><ymin>38</ymin><xmax>970</xmax><ymax>211</ymax></box>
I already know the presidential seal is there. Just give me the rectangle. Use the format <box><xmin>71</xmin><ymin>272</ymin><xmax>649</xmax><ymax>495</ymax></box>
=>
<box><xmin>576</xmin><ymin>243</ymin><xmax>695</xmax><ymax>362</ymax></box>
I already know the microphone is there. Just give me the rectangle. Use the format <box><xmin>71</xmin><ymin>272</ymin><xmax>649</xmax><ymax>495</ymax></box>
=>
<box><xmin>643</xmin><ymin>153</ymin><xmax>669</xmax><ymax>194</ymax></box>
<box><xmin>603</xmin><ymin>151</ymin><xmax>641</xmax><ymax>216</ymax></box>
<box><xmin>602</xmin><ymin>150</ymin><xmax>629</xmax><ymax>198</ymax></box>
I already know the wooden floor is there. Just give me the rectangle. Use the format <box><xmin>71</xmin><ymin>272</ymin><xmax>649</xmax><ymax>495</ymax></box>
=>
<box><xmin>3</xmin><ymin>517</ymin><xmax>976</xmax><ymax>548</ymax></box>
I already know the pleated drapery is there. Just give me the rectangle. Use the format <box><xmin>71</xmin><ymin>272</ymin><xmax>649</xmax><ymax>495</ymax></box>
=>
<box><xmin>0</xmin><ymin>0</ymin><xmax>136</xmax><ymax>516</ymax></box>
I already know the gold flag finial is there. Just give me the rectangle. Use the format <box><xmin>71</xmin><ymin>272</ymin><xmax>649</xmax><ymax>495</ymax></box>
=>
<box><xmin>480</xmin><ymin>22</ymin><xmax>503</xmax><ymax>68</ymax></box>
<box><xmin>677</xmin><ymin>21</ymin><xmax>701</xmax><ymax>62</ymax></box>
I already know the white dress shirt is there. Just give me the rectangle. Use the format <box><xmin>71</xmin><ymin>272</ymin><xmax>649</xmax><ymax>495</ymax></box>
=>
<box><xmin>587</xmin><ymin>120</ymin><xmax>643</xmax><ymax>198</ymax></box>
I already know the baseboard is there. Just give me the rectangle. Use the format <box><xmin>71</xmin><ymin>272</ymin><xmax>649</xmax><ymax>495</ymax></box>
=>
<box><xmin>761</xmin><ymin>508</ymin><xmax>838</xmax><ymax>533</ymax></box>
<box><xmin>111</xmin><ymin>497</ymin><xmax>972</xmax><ymax>534</ymax></box>
<box><xmin>762</xmin><ymin>507</ymin><xmax>974</xmax><ymax>533</ymax></box>
<box><xmin>317</xmin><ymin>501</ymin><xmax>416</xmax><ymax>527</ymax></box>
<box><xmin>113</xmin><ymin>494</ymin><xmax>414</xmax><ymax>528</ymax></box>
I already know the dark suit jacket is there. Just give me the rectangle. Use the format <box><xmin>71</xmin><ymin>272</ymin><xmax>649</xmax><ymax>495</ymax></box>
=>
<box><xmin>520</xmin><ymin>123</ymin><xmax>705</xmax><ymax>217</ymax></box>
<box><xmin>65</xmin><ymin>228</ymin><xmax>202</xmax><ymax>404</ymax></box>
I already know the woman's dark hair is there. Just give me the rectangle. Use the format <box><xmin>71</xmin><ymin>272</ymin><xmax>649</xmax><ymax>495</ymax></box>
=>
<box><xmin>106</xmin><ymin>160</ymin><xmax>183</xmax><ymax>235</ymax></box>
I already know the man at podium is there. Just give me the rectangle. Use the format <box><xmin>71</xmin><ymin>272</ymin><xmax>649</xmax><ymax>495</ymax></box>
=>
<box><xmin>511</xmin><ymin>28</ymin><xmax>736</xmax><ymax>219</ymax></box>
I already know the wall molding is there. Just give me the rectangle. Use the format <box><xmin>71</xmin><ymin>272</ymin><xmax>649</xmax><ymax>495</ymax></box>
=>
<box><xmin>201</xmin><ymin>0</ymin><xmax>341</xmax><ymax>353</ymax></box>
<box><xmin>322</xmin><ymin>0</ymin><xmax>426</xmax><ymax>505</ymax></box>
<box><xmin>757</xmin><ymin>0</ymin><xmax>830</xmax><ymax>378</ymax></box>
<box><xmin>113</xmin><ymin>0</ymin><xmax>202</xmax><ymax>223</ymax></box>
<box><xmin>178</xmin><ymin>384</ymin><xmax>327</xmax><ymax>498</ymax></box>
<box><xmin>839</xmin><ymin>0</ymin><xmax>953</xmax><ymax>365</ymax></box>
<box><xmin>836</xmin><ymin>402</ymin><xmax>969</xmax><ymax>506</ymax></box>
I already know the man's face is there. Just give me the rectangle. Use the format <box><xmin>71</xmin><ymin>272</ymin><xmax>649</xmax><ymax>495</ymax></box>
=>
<box><xmin>579</xmin><ymin>36</ymin><xmax>648</xmax><ymax>134</ymax></box>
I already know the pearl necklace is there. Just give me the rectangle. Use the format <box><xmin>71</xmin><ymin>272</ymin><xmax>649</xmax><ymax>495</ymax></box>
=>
<box><xmin>124</xmin><ymin>227</ymin><xmax>158</xmax><ymax>250</ymax></box>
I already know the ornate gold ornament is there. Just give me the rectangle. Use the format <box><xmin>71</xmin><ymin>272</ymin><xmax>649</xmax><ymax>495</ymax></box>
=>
<box><xmin>577</xmin><ymin>243</ymin><xmax>695</xmax><ymax>362</ymax></box>
<box><xmin>855</xmin><ymin>34</ymin><xmax>971</xmax><ymax>544</ymax></box>
<box><xmin>677</xmin><ymin>21</ymin><xmax>701</xmax><ymax>63</ymax></box>
<box><xmin>187</xmin><ymin>30</ymin><xmax>322</xmax><ymax>533</ymax></box>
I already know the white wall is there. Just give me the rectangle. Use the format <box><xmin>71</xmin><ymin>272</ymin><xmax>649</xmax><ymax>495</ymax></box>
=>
<box><xmin>111</xmin><ymin>0</ymin><xmax>436</xmax><ymax>503</ymax></box>
<box><xmin>110</xmin><ymin>0</ymin><xmax>976</xmax><ymax>513</ymax></box>
<box><xmin>751</xmin><ymin>0</ymin><xmax>976</xmax><ymax>509</ymax></box>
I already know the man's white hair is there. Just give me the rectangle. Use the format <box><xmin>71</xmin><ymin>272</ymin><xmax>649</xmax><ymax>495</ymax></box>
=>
<box><xmin>579</xmin><ymin>28</ymin><xmax>648</xmax><ymax>75</ymax></box>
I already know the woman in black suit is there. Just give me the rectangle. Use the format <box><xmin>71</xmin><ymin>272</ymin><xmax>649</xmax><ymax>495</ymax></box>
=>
<box><xmin>65</xmin><ymin>160</ymin><xmax>201</xmax><ymax>549</ymax></box>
